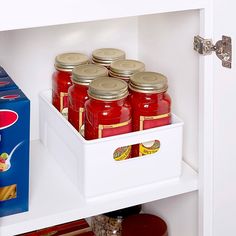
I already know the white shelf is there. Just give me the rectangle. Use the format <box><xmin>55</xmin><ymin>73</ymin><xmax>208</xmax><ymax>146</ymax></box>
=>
<box><xmin>0</xmin><ymin>140</ymin><xmax>198</xmax><ymax>235</ymax></box>
<box><xmin>0</xmin><ymin>0</ymin><xmax>206</xmax><ymax>31</ymax></box>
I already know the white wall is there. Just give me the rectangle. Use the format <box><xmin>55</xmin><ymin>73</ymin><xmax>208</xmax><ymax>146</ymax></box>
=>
<box><xmin>138</xmin><ymin>10</ymin><xmax>200</xmax><ymax>170</ymax></box>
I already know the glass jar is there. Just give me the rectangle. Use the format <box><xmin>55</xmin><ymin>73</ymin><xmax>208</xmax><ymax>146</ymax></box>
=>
<box><xmin>109</xmin><ymin>59</ymin><xmax>145</xmax><ymax>82</ymax></box>
<box><xmin>91</xmin><ymin>205</ymin><xmax>142</xmax><ymax>236</ymax></box>
<box><xmin>68</xmin><ymin>64</ymin><xmax>108</xmax><ymax>134</ymax></box>
<box><xmin>129</xmin><ymin>72</ymin><xmax>171</xmax><ymax>157</ymax></box>
<box><xmin>52</xmin><ymin>52</ymin><xmax>89</xmax><ymax>119</ymax></box>
<box><xmin>122</xmin><ymin>214</ymin><xmax>168</xmax><ymax>236</ymax></box>
<box><xmin>92</xmin><ymin>48</ymin><xmax>126</xmax><ymax>68</ymax></box>
<box><xmin>85</xmin><ymin>77</ymin><xmax>132</xmax><ymax>160</ymax></box>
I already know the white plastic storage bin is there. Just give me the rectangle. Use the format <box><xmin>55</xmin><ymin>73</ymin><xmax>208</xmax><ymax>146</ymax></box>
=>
<box><xmin>39</xmin><ymin>90</ymin><xmax>184</xmax><ymax>199</ymax></box>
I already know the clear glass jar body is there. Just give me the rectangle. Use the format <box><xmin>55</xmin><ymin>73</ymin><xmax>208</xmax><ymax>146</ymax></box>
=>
<box><xmin>91</xmin><ymin>215</ymin><xmax>122</xmax><ymax>236</ymax></box>
<box><xmin>52</xmin><ymin>70</ymin><xmax>72</xmax><ymax>119</ymax></box>
<box><xmin>130</xmin><ymin>90</ymin><xmax>171</xmax><ymax>157</ymax></box>
<box><xmin>68</xmin><ymin>83</ymin><xmax>88</xmax><ymax>133</ymax></box>
<box><xmin>91</xmin><ymin>205</ymin><xmax>142</xmax><ymax>236</ymax></box>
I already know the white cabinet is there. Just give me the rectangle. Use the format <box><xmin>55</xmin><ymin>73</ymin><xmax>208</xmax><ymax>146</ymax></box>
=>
<box><xmin>0</xmin><ymin>0</ymin><xmax>234</xmax><ymax>235</ymax></box>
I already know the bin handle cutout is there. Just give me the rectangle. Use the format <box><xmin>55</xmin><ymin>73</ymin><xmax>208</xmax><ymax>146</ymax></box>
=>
<box><xmin>113</xmin><ymin>140</ymin><xmax>161</xmax><ymax>161</ymax></box>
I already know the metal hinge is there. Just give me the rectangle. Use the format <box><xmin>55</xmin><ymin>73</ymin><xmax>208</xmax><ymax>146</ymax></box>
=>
<box><xmin>194</xmin><ymin>35</ymin><xmax>232</xmax><ymax>68</ymax></box>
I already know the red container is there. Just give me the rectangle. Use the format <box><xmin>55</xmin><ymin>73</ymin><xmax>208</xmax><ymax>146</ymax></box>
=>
<box><xmin>52</xmin><ymin>52</ymin><xmax>89</xmax><ymax>119</ymax></box>
<box><xmin>68</xmin><ymin>64</ymin><xmax>108</xmax><ymax>134</ymax></box>
<box><xmin>122</xmin><ymin>214</ymin><xmax>168</xmax><ymax>236</ymax></box>
<box><xmin>129</xmin><ymin>72</ymin><xmax>171</xmax><ymax>157</ymax></box>
<box><xmin>85</xmin><ymin>77</ymin><xmax>132</xmax><ymax>160</ymax></box>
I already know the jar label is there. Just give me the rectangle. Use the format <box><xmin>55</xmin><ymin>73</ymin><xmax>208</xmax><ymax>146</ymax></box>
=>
<box><xmin>60</xmin><ymin>92</ymin><xmax>68</xmax><ymax>119</ymax></box>
<box><xmin>139</xmin><ymin>113</ymin><xmax>171</xmax><ymax>130</ymax></box>
<box><xmin>79</xmin><ymin>107</ymin><xmax>85</xmax><ymax>137</ymax></box>
<box><xmin>98</xmin><ymin>120</ymin><xmax>132</xmax><ymax>160</ymax></box>
<box><xmin>139</xmin><ymin>113</ymin><xmax>170</xmax><ymax>156</ymax></box>
<box><xmin>98</xmin><ymin>119</ymin><xmax>132</xmax><ymax>138</ymax></box>
<box><xmin>113</xmin><ymin>146</ymin><xmax>132</xmax><ymax>161</ymax></box>
<box><xmin>139</xmin><ymin>140</ymin><xmax>160</xmax><ymax>156</ymax></box>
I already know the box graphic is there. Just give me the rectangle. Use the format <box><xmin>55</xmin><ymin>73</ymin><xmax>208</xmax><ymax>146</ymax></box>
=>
<box><xmin>0</xmin><ymin>66</ymin><xmax>18</xmax><ymax>91</ymax></box>
<box><xmin>0</xmin><ymin>66</ymin><xmax>8</xmax><ymax>78</ymax></box>
<box><xmin>0</xmin><ymin>89</ymin><xmax>30</xmax><ymax>217</ymax></box>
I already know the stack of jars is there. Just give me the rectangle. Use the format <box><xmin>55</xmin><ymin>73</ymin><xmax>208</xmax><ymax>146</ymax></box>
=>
<box><xmin>52</xmin><ymin>49</ymin><xmax>171</xmax><ymax>158</ymax></box>
<box><xmin>91</xmin><ymin>205</ymin><xmax>142</xmax><ymax>236</ymax></box>
<box><xmin>91</xmin><ymin>205</ymin><xmax>169</xmax><ymax>236</ymax></box>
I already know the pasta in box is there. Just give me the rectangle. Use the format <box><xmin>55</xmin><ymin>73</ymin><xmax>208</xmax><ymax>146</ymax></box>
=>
<box><xmin>0</xmin><ymin>88</ymin><xmax>30</xmax><ymax>217</ymax></box>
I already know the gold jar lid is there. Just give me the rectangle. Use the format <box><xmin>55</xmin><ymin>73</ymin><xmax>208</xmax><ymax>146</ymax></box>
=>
<box><xmin>129</xmin><ymin>72</ymin><xmax>168</xmax><ymax>93</ymax></box>
<box><xmin>110</xmin><ymin>59</ymin><xmax>145</xmax><ymax>76</ymax></box>
<box><xmin>88</xmin><ymin>77</ymin><xmax>129</xmax><ymax>101</ymax></box>
<box><xmin>92</xmin><ymin>48</ymin><xmax>126</xmax><ymax>62</ymax></box>
<box><xmin>72</xmin><ymin>64</ymin><xmax>108</xmax><ymax>85</ymax></box>
<box><xmin>55</xmin><ymin>53</ymin><xmax>89</xmax><ymax>71</ymax></box>
<box><xmin>108</xmin><ymin>70</ymin><xmax>131</xmax><ymax>81</ymax></box>
<box><xmin>91</xmin><ymin>58</ymin><xmax>111</xmax><ymax>68</ymax></box>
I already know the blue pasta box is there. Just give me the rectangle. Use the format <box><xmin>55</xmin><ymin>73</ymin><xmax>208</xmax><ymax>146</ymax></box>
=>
<box><xmin>0</xmin><ymin>88</ymin><xmax>30</xmax><ymax>217</ymax></box>
<box><xmin>0</xmin><ymin>66</ymin><xmax>18</xmax><ymax>91</ymax></box>
<box><xmin>0</xmin><ymin>66</ymin><xmax>8</xmax><ymax>78</ymax></box>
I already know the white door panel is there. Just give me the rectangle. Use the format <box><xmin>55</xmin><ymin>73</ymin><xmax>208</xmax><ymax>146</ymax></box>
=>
<box><xmin>213</xmin><ymin>0</ymin><xmax>236</xmax><ymax>235</ymax></box>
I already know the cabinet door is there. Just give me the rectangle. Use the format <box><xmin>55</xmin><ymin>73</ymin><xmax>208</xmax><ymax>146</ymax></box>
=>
<box><xmin>213</xmin><ymin>0</ymin><xmax>236</xmax><ymax>235</ymax></box>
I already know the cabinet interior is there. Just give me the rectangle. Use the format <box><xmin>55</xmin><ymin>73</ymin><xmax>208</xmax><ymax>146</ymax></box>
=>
<box><xmin>0</xmin><ymin>9</ymin><xmax>200</xmax><ymax>236</ymax></box>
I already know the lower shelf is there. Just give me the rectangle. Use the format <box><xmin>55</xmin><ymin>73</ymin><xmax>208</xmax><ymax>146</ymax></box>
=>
<box><xmin>0</xmin><ymin>140</ymin><xmax>198</xmax><ymax>236</ymax></box>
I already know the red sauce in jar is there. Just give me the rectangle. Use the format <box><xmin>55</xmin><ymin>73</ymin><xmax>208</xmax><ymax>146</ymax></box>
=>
<box><xmin>85</xmin><ymin>77</ymin><xmax>132</xmax><ymax>160</ymax></box>
<box><xmin>52</xmin><ymin>53</ymin><xmax>89</xmax><ymax>119</ymax></box>
<box><xmin>68</xmin><ymin>64</ymin><xmax>108</xmax><ymax>134</ymax></box>
<box><xmin>129</xmin><ymin>72</ymin><xmax>171</xmax><ymax>157</ymax></box>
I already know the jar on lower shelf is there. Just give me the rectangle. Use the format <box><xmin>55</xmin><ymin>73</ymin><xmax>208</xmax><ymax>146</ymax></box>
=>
<box><xmin>91</xmin><ymin>205</ymin><xmax>142</xmax><ymax>236</ymax></box>
<box><xmin>122</xmin><ymin>214</ymin><xmax>168</xmax><ymax>236</ymax></box>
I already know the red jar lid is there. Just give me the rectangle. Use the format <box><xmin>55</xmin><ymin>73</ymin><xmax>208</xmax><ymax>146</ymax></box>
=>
<box><xmin>122</xmin><ymin>214</ymin><xmax>168</xmax><ymax>236</ymax></box>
